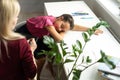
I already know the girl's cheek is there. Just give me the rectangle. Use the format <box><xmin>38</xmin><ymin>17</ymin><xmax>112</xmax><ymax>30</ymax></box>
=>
<box><xmin>54</xmin><ymin>24</ymin><xmax>59</xmax><ymax>29</ymax></box>
<box><xmin>54</xmin><ymin>23</ymin><xmax>58</xmax><ymax>27</ymax></box>
<box><xmin>54</xmin><ymin>25</ymin><xmax>60</xmax><ymax>32</ymax></box>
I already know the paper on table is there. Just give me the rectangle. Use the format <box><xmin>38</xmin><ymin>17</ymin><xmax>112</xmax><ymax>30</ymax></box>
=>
<box><xmin>98</xmin><ymin>60</ymin><xmax>120</xmax><ymax>77</ymax></box>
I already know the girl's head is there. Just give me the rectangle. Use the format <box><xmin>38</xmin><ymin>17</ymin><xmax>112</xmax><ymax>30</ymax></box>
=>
<box><xmin>54</xmin><ymin>14</ymin><xmax>74</xmax><ymax>32</ymax></box>
<box><xmin>0</xmin><ymin>0</ymin><xmax>22</xmax><ymax>40</ymax></box>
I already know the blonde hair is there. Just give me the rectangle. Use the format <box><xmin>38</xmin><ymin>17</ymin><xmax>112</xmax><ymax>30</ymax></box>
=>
<box><xmin>0</xmin><ymin>0</ymin><xmax>24</xmax><ymax>40</ymax></box>
<box><xmin>0</xmin><ymin>0</ymin><xmax>24</xmax><ymax>61</ymax></box>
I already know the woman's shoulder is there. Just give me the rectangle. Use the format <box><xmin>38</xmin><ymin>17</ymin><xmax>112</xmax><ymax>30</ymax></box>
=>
<box><xmin>8</xmin><ymin>38</ymin><xmax>28</xmax><ymax>45</ymax></box>
<box><xmin>16</xmin><ymin>38</ymin><xmax>27</xmax><ymax>42</ymax></box>
<box><xmin>7</xmin><ymin>38</ymin><xmax>29</xmax><ymax>52</ymax></box>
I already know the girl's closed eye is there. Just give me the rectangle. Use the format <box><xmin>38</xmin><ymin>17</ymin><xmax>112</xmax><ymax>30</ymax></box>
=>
<box><xmin>61</xmin><ymin>22</ymin><xmax>71</xmax><ymax>32</ymax></box>
<box><xmin>61</xmin><ymin>24</ymin><xmax>64</xmax><ymax>28</ymax></box>
<box><xmin>60</xmin><ymin>24</ymin><xmax>64</xmax><ymax>31</ymax></box>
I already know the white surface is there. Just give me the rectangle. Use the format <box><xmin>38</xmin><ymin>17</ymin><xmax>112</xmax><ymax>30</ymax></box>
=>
<box><xmin>44</xmin><ymin>1</ymin><xmax>120</xmax><ymax>80</ymax></box>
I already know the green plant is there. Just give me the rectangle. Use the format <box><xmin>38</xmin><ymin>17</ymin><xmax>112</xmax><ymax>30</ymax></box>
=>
<box><xmin>38</xmin><ymin>20</ymin><xmax>116</xmax><ymax>80</ymax></box>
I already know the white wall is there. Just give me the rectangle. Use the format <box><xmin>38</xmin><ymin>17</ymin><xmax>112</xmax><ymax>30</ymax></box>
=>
<box><xmin>17</xmin><ymin>0</ymin><xmax>67</xmax><ymax>22</ymax></box>
<box><xmin>18</xmin><ymin>0</ymin><xmax>66</xmax><ymax>13</ymax></box>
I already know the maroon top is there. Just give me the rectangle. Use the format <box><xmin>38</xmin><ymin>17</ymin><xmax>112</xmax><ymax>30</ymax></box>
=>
<box><xmin>0</xmin><ymin>38</ymin><xmax>37</xmax><ymax>80</ymax></box>
<box><xmin>26</xmin><ymin>16</ymin><xmax>55</xmax><ymax>38</ymax></box>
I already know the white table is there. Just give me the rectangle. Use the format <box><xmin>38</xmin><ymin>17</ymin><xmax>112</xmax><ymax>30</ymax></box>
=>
<box><xmin>44</xmin><ymin>1</ymin><xmax>120</xmax><ymax>80</ymax></box>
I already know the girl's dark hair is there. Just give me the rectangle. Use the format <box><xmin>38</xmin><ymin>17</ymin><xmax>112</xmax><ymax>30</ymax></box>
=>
<box><xmin>60</xmin><ymin>14</ymin><xmax>74</xmax><ymax>30</ymax></box>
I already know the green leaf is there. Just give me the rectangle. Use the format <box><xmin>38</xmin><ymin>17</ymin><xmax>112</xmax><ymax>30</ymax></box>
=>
<box><xmin>69</xmin><ymin>54</ymin><xmax>76</xmax><ymax>57</ymax></box>
<box><xmin>87</xmin><ymin>29</ymin><xmax>94</xmax><ymax>36</ymax></box>
<box><xmin>92</xmin><ymin>21</ymin><xmax>109</xmax><ymax>30</ymax></box>
<box><xmin>86</xmin><ymin>56</ymin><xmax>92</xmax><ymax>63</ymax></box>
<box><xmin>54</xmin><ymin>53</ymin><xmax>62</xmax><ymax>64</ymax></box>
<box><xmin>72</xmin><ymin>45</ymin><xmax>78</xmax><ymax>57</ymax></box>
<box><xmin>72</xmin><ymin>69</ymin><xmax>82</xmax><ymax>80</ymax></box>
<box><xmin>82</xmin><ymin>32</ymin><xmax>89</xmax><ymax>42</ymax></box>
<box><xmin>60</xmin><ymin>42</ymin><xmax>68</xmax><ymax>56</ymax></box>
<box><xmin>73</xmin><ymin>51</ymin><xmax>77</xmax><ymax>58</ymax></box>
<box><xmin>76</xmin><ymin>40</ymin><xmax>82</xmax><ymax>49</ymax></box>
<box><xmin>78</xmin><ymin>49</ymin><xmax>83</xmax><ymax>54</ymax></box>
<box><xmin>82</xmin><ymin>56</ymin><xmax>84</xmax><ymax>63</ymax></box>
<box><xmin>43</xmin><ymin>36</ymin><xmax>54</xmax><ymax>44</ymax></box>
<box><xmin>43</xmin><ymin>36</ymin><xmax>55</xmax><ymax>48</ymax></box>
<box><xmin>64</xmin><ymin>59</ymin><xmax>74</xmax><ymax>64</ymax></box>
<box><xmin>98</xmin><ymin>50</ymin><xmax>116</xmax><ymax>69</ymax></box>
<box><xmin>48</xmin><ymin>51</ymin><xmax>56</xmax><ymax>57</ymax></box>
<box><xmin>100</xmin><ymin>21</ymin><xmax>110</xmax><ymax>27</ymax></box>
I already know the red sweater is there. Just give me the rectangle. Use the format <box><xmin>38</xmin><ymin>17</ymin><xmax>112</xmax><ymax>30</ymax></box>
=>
<box><xmin>0</xmin><ymin>38</ymin><xmax>37</xmax><ymax>80</ymax></box>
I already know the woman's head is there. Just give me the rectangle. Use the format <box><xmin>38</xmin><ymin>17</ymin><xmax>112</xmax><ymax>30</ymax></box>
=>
<box><xmin>54</xmin><ymin>14</ymin><xmax>74</xmax><ymax>32</ymax></box>
<box><xmin>0</xmin><ymin>0</ymin><xmax>22</xmax><ymax>40</ymax></box>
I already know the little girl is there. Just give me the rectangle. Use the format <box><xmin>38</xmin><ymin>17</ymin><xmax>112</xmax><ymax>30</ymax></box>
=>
<box><xmin>16</xmin><ymin>14</ymin><xmax>103</xmax><ymax>42</ymax></box>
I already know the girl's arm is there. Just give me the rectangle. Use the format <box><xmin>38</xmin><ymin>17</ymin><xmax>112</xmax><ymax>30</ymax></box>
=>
<box><xmin>72</xmin><ymin>24</ymin><xmax>103</xmax><ymax>35</ymax></box>
<box><xmin>46</xmin><ymin>26</ymin><xmax>66</xmax><ymax>42</ymax></box>
<box><xmin>72</xmin><ymin>24</ymin><xmax>90</xmax><ymax>31</ymax></box>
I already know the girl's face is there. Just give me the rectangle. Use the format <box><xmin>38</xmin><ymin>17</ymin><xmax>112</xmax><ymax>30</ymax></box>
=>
<box><xmin>53</xmin><ymin>18</ymin><xmax>70</xmax><ymax>33</ymax></box>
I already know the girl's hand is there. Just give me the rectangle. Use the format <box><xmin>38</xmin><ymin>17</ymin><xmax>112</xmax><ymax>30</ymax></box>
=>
<box><xmin>94</xmin><ymin>29</ymin><xmax>103</xmax><ymax>35</ymax></box>
<box><xmin>28</xmin><ymin>38</ymin><xmax>37</xmax><ymax>53</ymax></box>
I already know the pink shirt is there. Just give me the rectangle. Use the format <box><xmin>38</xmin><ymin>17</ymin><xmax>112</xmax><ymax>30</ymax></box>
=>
<box><xmin>0</xmin><ymin>38</ymin><xmax>37</xmax><ymax>80</ymax></box>
<box><xmin>26</xmin><ymin>16</ymin><xmax>55</xmax><ymax>38</ymax></box>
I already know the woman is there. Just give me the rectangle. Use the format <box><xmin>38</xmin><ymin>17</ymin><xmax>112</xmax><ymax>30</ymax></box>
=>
<box><xmin>0</xmin><ymin>0</ymin><xmax>37</xmax><ymax>80</ymax></box>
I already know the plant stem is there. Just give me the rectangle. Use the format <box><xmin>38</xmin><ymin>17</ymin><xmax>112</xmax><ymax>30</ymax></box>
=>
<box><xmin>82</xmin><ymin>61</ymin><xmax>98</xmax><ymax>71</ymax></box>
<box><xmin>67</xmin><ymin>33</ymin><xmax>92</xmax><ymax>78</ymax></box>
<box><xmin>67</xmin><ymin>42</ymin><xmax>87</xmax><ymax>77</ymax></box>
